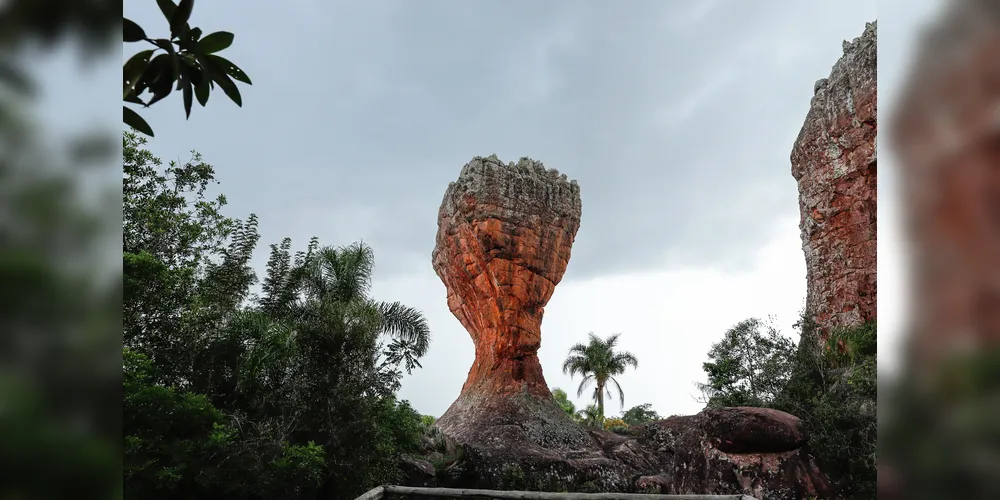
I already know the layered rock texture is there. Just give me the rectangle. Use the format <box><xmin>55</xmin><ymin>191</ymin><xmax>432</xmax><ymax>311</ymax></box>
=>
<box><xmin>791</xmin><ymin>22</ymin><xmax>878</xmax><ymax>343</ymax></box>
<box><xmin>431</xmin><ymin>156</ymin><xmax>625</xmax><ymax>489</ymax></box>
<box><xmin>890</xmin><ymin>1</ymin><xmax>1000</xmax><ymax>368</ymax></box>
<box><xmin>432</xmin><ymin>155</ymin><xmax>581</xmax><ymax>400</ymax></box>
<box><xmin>428</xmin><ymin>156</ymin><xmax>831</xmax><ymax>498</ymax></box>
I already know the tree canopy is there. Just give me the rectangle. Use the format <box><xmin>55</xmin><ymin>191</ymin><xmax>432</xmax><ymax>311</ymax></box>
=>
<box><xmin>697</xmin><ymin>317</ymin><xmax>796</xmax><ymax>408</ymax></box>
<box><xmin>123</xmin><ymin>131</ymin><xmax>431</xmax><ymax>499</ymax></box>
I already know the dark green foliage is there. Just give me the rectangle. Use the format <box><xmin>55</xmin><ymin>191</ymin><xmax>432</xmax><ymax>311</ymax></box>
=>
<box><xmin>122</xmin><ymin>132</ymin><xmax>431</xmax><ymax>499</ymax></box>
<box><xmin>771</xmin><ymin>320</ymin><xmax>877</xmax><ymax>500</ymax></box>
<box><xmin>0</xmin><ymin>89</ymin><xmax>120</xmax><ymax>500</ymax></box>
<box><xmin>123</xmin><ymin>349</ymin><xmax>326</xmax><ymax>500</ymax></box>
<box><xmin>620</xmin><ymin>403</ymin><xmax>660</xmax><ymax>426</ymax></box>
<box><xmin>698</xmin><ymin>317</ymin><xmax>796</xmax><ymax>408</ymax></box>
<box><xmin>575</xmin><ymin>404</ymin><xmax>604</xmax><ymax>427</ymax></box>
<box><xmin>123</xmin><ymin>1</ymin><xmax>253</xmax><ymax>136</ymax></box>
<box><xmin>880</xmin><ymin>348</ymin><xmax>1000</xmax><ymax>500</ymax></box>
<box><xmin>562</xmin><ymin>333</ymin><xmax>639</xmax><ymax>418</ymax></box>
<box><xmin>699</xmin><ymin>315</ymin><xmax>877</xmax><ymax>499</ymax></box>
<box><xmin>550</xmin><ymin>388</ymin><xmax>577</xmax><ymax>420</ymax></box>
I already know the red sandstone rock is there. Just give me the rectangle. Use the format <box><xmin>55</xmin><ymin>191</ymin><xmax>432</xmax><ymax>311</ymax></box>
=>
<box><xmin>633</xmin><ymin>409</ymin><xmax>831</xmax><ymax>499</ymax></box>
<box><xmin>432</xmin><ymin>155</ymin><xmax>582</xmax><ymax>399</ymax></box>
<box><xmin>431</xmin><ymin>156</ymin><xmax>628</xmax><ymax>489</ymax></box>
<box><xmin>791</xmin><ymin>22</ymin><xmax>877</xmax><ymax>343</ymax></box>
<box><xmin>702</xmin><ymin>406</ymin><xmax>807</xmax><ymax>454</ymax></box>
<box><xmin>890</xmin><ymin>0</ymin><xmax>1000</xmax><ymax>369</ymax></box>
<box><xmin>427</xmin><ymin>157</ymin><xmax>832</xmax><ymax>498</ymax></box>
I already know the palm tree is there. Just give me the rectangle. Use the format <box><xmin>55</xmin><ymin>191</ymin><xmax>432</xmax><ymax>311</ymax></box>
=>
<box><xmin>576</xmin><ymin>404</ymin><xmax>604</xmax><ymax>427</ymax></box>
<box><xmin>262</xmin><ymin>240</ymin><xmax>431</xmax><ymax>373</ymax></box>
<box><xmin>562</xmin><ymin>332</ymin><xmax>638</xmax><ymax>419</ymax></box>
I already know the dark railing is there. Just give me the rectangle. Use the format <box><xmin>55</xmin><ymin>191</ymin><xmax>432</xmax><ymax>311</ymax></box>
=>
<box><xmin>355</xmin><ymin>485</ymin><xmax>758</xmax><ymax>500</ymax></box>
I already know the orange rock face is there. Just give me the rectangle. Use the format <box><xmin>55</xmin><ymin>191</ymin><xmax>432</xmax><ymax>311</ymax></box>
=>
<box><xmin>890</xmin><ymin>2</ymin><xmax>1000</xmax><ymax>369</ymax></box>
<box><xmin>432</xmin><ymin>155</ymin><xmax>582</xmax><ymax>398</ymax></box>
<box><xmin>791</xmin><ymin>22</ymin><xmax>877</xmax><ymax>342</ymax></box>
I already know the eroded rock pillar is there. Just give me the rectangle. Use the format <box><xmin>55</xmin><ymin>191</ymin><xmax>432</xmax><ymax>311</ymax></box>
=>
<box><xmin>432</xmin><ymin>155</ymin><xmax>582</xmax><ymax>399</ymax></box>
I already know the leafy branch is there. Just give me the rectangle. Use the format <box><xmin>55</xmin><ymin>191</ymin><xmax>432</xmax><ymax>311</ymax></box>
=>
<box><xmin>123</xmin><ymin>0</ymin><xmax>252</xmax><ymax>137</ymax></box>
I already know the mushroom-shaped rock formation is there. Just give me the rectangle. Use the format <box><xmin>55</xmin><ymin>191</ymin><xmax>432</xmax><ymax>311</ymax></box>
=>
<box><xmin>432</xmin><ymin>154</ymin><xmax>581</xmax><ymax>401</ymax></box>
<box><xmin>426</xmin><ymin>156</ymin><xmax>834</xmax><ymax>497</ymax></box>
<box><xmin>431</xmin><ymin>155</ymin><xmax>632</xmax><ymax>490</ymax></box>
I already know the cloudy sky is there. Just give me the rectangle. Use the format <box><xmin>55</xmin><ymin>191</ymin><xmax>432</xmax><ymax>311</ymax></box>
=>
<box><xmin>108</xmin><ymin>0</ymin><xmax>937</xmax><ymax>418</ymax></box>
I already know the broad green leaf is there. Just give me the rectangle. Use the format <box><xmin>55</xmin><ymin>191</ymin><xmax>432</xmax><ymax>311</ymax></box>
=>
<box><xmin>143</xmin><ymin>54</ymin><xmax>175</xmax><ymax>107</ymax></box>
<box><xmin>156</xmin><ymin>0</ymin><xmax>177</xmax><ymax>21</ymax></box>
<box><xmin>124</xmin><ymin>106</ymin><xmax>154</xmax><ymax>137</ymax></box>
<box><xmin>214</xmin><ymin>72</ymin><xmax>242</xmax><ymax>107</ymax></box>
<box><xmin>207</xmin><ymin>54</ymin><xmax>251</xmax><ymax>85</ymax></box>
<box><xmin>124</xmin><ymin>18</ymin><xmax>146</xmax><ymax>42</ymax></box>
<box><xmin>199</xmin><ymin>55</ymin><xmax>242</xmax><ymax>106</ymax></box>
<box><xmin>198</xmin><ymin>31</ymin><xmax>234</xmax><ymax>54</ymax></box>
<box><xmin>123</xmin><ymin>49</ymin><xmax>154</xmax><ymax>99</ymax></box>
<box><xmin>194</xmin><ymin>68</ymin><xmax>210</xmax><ymax>107</ymax></box>
<box><xmin>171</xmin><ymin>0</ymin><xmax>195</xmax><ymax>38</ymax></box>
<box><xmin>181</xmin><ymin>70</ymin><xmax>194</xmax><ymax>119</ymax></box>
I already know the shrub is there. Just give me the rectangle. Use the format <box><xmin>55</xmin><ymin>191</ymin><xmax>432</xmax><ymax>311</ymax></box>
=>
<box><xmin>602</xmin><ymin>418</ymin><xmax>629</xmax><ymax>433</ymax></box>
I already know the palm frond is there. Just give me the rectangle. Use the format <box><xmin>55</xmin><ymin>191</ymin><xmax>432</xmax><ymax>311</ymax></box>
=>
<box><xmin>611</xmin><ymin>351</ymin><xmax>639</xmax><ymax>372</ymax></box>
<box><xmin>374</xmin><ymin>300</ymin><xmax>430</xmax><ymax>358</ymax></box>
<box><xmin>576</xmin><ymin>373</ymin><xmax>594</xmax><ymax>398</ymax></box>
<box><xmin>610</xmin><ymin>376</ymin><xmax>626</xmax><ymax>407</ymax></box>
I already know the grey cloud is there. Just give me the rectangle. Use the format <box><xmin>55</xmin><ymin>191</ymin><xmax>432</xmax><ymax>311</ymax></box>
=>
<box><xmin>125</xmin><ymin>0</ymin><xmax>877</xmax><ymax>280</ymax></box>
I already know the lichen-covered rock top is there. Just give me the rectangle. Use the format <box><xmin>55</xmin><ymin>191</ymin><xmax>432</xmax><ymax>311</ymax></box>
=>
<box><xmin>791</xmin><ymin>22</ymin><xmax>877</xmax><ymax>342</ymax></box>
<box><xmin>439</xmin><ymin>154</ymin><xmax>582</xmax><ymax>226</ymax></box>
<box><xmin>433</xmin><ymin>154</ymin><xmax>582</xmax><ymax>288</ymax></box>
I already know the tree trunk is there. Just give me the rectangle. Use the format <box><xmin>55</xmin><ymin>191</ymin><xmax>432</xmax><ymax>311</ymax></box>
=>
<box><xmin>596</xmin><ymin>380</ymin><xmax>606</xmax><ymax>418</ymax></box>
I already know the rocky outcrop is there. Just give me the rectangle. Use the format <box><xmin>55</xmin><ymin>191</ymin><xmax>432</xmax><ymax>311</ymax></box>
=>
<box><xmin>630</xmin><ymin>408</ymin><xmax>830</xmax><ymax>499</ymax></box>
<box><xmin>428</xmin><ymin>156</ymin><xmax>831</xmax><ymax>498</ymax></box>
<box><xmin>791</xmin><ymin>22</ymin><xmax>878</xmax><ymax>344</ymax></box>
<box><xmin>431</xmin><ymin>155</ymin><xmax>581</xmax><ymax>401</ymax></box>
<box><xmin>431</xmin><ymin>156</ymin><xmax>629</xmax><ymax>490</ymax></box>
<box><xmin>890</xmin><ymin>0</ymin><xmax>1000</xmax><ymax>369</ymax></box>
<box><xmin>415</xmin><ymin>406</ymin><xmax>830</xmax><ymax>498</ymax></box>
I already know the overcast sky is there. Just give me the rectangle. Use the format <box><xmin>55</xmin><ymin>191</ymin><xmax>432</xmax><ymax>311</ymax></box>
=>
<box><xmin>106</xmin><ymin>1</ymin><xmax>936</xmax><ymax>418</ymax></box>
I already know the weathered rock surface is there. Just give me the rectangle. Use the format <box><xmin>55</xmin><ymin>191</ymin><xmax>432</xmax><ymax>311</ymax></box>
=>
<box><xmin>890</xmin><ymin>0</ymin><xmax>1000</xmax><ymax>369</ymax></box>
<box><xmin>432</xmin><ymin>155</ymin><xmax>582</xmax><ymax>401</ymax></box>
<box><xmin>416</xmin><ymin>406</ymin><xmax>830</xmax><ymax>498</ymax></box>
<box><xmin>791</xmin><ymin>22</ymin><xmax>878</xmax><ymax>344</ymax></box>
<box><xmin>631</xmin><ymin>409</ymin><xmax>831</xmax><ymax>499</ymax></box>
<box><xmin>431</xmin><ymin>156</ymin><xmax>628</xmax><ymax>490</ymax></box>
<box><xmin>428</xmin><ymin>156</ymin><xmax>832</xmax><ymax>498</ymax></box>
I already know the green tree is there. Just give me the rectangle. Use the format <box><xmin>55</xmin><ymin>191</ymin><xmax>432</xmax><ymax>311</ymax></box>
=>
<box><xmin>123</xmin><ymin>348</ymin><xmax>326</xmax><ymax>500</ymax></box>
<box><xmin>551</xmin><ymin>388</ymin><xmax>577</xmax><ymax>419</ymax></box>
<box><xmin>575</xmin><ymin>404</ymin><xmax>604</xmax><ymax>427</ymax></box>
<box><xmin>697</xmin><ymin>317</ymin><xmax>796</xmax><ymax>408</ymax></box>
<box><xmin>621</xmin><ymin>403</ymin><xmax>660</xmax><ymax>426</ymax></box>
<box><xmin>562</xmin><ymin>333</ymin><xmax>639</xmax><ymax>418</ymax></box>
<box><xmin>124</xmin><ymin>0</ymin><xmax>253</xmax><ymax>136</ymax></box>
<box><xmin>122</xmin><ymin>132</ymin><xmax>432</xmax><ymax>499</ymax></box>
<box><xmin>698</xmin><ymin>316</ymin><xmax>877</xmax><ymax>499</ymax></box>
<box><xmin>772</xmin><ymin>320</ymin><xmax>877</xmax><ymax>499</ymax></box>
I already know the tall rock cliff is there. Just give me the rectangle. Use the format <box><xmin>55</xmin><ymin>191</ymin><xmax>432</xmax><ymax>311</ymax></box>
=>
<box><xmin>890</xmin><ymin>1</ymin><xmax>1000</xmax><ymax>369</ymax></box>
<box><xmin>791</xmin><ymin>22</ymin><xmax>878</xmax><ymax>343</ymax></box>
